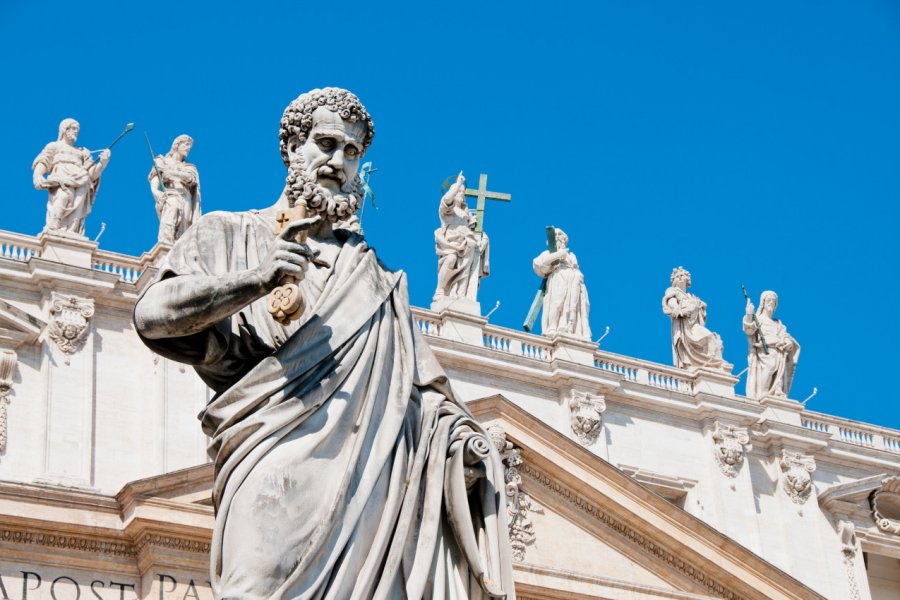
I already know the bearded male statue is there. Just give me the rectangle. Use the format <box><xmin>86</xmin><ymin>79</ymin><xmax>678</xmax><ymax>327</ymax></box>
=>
<box><xmin>743</xmin><ymin>290</ymin><xmax>800</xmax><ymax>400</ymax></box>
<box><xmin>149</xmin><ymin>134</ymin><xmax>201</xmax><ymax>244</ymax></box>
<box><xmin>134</xmin><ymin>88</ymin><xmax>514</xmax><ymax>600</ymax></box>
<box><xmin>32</xmin><ymin>118</ymin><xmax>110</xmax><ymax>236</ymax></box>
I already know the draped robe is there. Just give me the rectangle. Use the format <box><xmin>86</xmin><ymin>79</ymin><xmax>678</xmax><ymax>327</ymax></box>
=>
<box><xmin>32</xmin><ymin>141</ymin><xmax>100</xmax><ymax>235</ymax></box>
<box><xmin>661</xmin><ymin>287</ymin><xmax>727</xmax><ymax>370</ymax></box>
<box><xmin>138</xmin><ymin>211</ymin><xmax>514</xmax><ymax>600</ymax></box>
<box><xmin>743</xmin><ymin>313</ymin><xmax>800</xmax><ymax>400</ymax></box>
<box><xmin>532</xmin><ymin>250</ymin><xmax>591</xmax><ymax>339</ymax></box>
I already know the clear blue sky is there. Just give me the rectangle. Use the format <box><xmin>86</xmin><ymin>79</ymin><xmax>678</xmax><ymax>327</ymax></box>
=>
<box><xmin>2</xmin><ymin>1</ymin><xmax>899</xmax><ymax>427</ymax></box>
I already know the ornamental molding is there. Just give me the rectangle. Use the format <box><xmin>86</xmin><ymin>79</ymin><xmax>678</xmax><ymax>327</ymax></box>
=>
<box><xmin>489</xmin><ymin>426</ymin><xmax>543</xmax><ymax>562</ymax></box>
<box><xmin>568</xmin><ymin>391</ymin><xmax>605</xmax><ymax>446</ymax></box>
<box><xmin>780</xmin><ymin>450</ymin><xmax>816</xmax><ymax>505</ymax></box>
<box><xmin>0</xmin><ymin>349</ymin><xmax>16</xmax><ymax>453</ymax></box>
<box><xmin>519</xmin><ymin>461</ymin><xmax>748</xmax><ymax>600</ymax></box>
<box><xmin>47</xmin><ymin>292</ymin><xmax>94</xmax><ymax>359</ymax></box>
<box><xmin>712</xmin><ymin>421</ymin><xmax>750</xmax><ymax>478</ymax></box>
<box><xmin>870</xmin><ymin>476</ymin><xmax>900</xmax><ymax>535</ymax></box>
<box><xmin>0</xmin><ymin>526</ymin><xmax>134</xmax><ymax>558</ymax></box>
<box><xmin>838</xmin><ymin>521</ymin><xmax>861</xmax><ymax>600</ymax></box>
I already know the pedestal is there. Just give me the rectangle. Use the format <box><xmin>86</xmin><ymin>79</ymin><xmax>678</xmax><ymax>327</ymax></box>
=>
<box><xmin>691</xmin><ymin>367</ymin><xmax>739</xmax><ymax>398</ymax></box>
<box><xmin>38</xmin><ymin>231</ymin><xmax>97</xmax><ymax>269</ymax></box>
<box><xmin>550</xmin><ymin>333</ymin><xmax>596</xmax><ymax>367</ymax></box>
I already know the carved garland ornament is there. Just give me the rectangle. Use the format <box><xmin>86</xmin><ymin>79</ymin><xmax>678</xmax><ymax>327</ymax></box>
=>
<box><xmin>488</xmin><ymin>426</ymin><xmax>543</xmax><ymax>562</ymax></box>
<box><xmin>0</xmin><ymin>350</ymin><xmax>15</xmax><ymax>453</ymax></box>
<box><xmin>568</xmin><ymin>392</ymin><xmax>605</xmax><ymax>446</ymax></box>
<box><xmin>47</xmin><ymin>293</ymin><xmax>94</xmax><ymax>358</ymax></box>
<box><xmin>838</xmin><ymin>521</ymin><xmax>861</xmax><ymax>600</ymax></box>
<box><xmin>870</xmin><ymin>476</ymin><xmax>900</xmax><ymax>535</ymax></box>
<box><xmin>712</xmin><ymin>421</ymin><xmax>750</xmax><ymax>478</ymax></box>
<box><xmin>779</xmin><ymin>450</ymin><xmax>816</xmax><ymax>504</ymax></box>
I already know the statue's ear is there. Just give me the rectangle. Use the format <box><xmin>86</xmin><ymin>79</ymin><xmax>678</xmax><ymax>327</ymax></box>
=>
<box><xmin>285</xmin><ymin>135</ymin><xmax>301</xmax><ymax>160</ymax></box>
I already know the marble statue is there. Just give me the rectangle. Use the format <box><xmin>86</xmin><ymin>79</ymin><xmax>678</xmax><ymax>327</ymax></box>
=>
<box><xmin>662</xmin><ymin>267</ymin><xmax>730</xmax><ymax>370</ymax></box>
<box><xmin>432</xmin><ymin>173</ymin><xmax>489</xmax><ymax>306</ymax></box>
<box><xmin>149</xmin><ymin>135</ymin><xmax>201</xmax><ymax>245</ymax></box>
<box><xmin>532</xmin><ymin>228</ymin><xmax>591</xmax><ymax>339</ymax></box>
<box><xmin>32</xmin><ymin>119</ymin><xmax>110</xmax><ymax>236</ymax></box>
<box><xmin>134</xmin><ymin>88</ymin><xmax>514</xmax><ymax>599</ymax></box>
<box><xmin>743</xmin><ymin>290</ymin><xmax>800</xmax><ymax>400</ymax></box>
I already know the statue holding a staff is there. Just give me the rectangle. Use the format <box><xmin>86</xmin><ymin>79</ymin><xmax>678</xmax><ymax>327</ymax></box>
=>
<box><xmin>743</xmin><ymin>290</ymin><xmax>800</xmax><ymax>400</ymax></box>
<box><xmin>148</xmin><ymin>134</ymin><xmax>201</xmax><ymax>245</ymax></box>
<box><xmin>32</xmin><ymin>119</ymin><xmax>113</xmax><ymax>236</ymax></box>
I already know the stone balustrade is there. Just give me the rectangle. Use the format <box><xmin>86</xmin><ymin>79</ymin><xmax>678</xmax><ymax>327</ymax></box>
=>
<box><xmin>0</xmin><ymin>230</ymin><xmax>41</xmax><ymax>262</ymax></box>
<box><xmin>92</xmin><ymin>249</ymin><xmax>143</xmax><ymax>284</ymax></box>
<box><xmin>801</xmin><ymin>410</ymin><xmax>900</xmax><ymax>454</ymax></box>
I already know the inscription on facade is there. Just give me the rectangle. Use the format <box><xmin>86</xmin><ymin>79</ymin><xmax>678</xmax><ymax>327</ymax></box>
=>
<box><xmin>0</xmin><ymin>568</ymin><xmax>211</xmax><ymax>600</ymax></box>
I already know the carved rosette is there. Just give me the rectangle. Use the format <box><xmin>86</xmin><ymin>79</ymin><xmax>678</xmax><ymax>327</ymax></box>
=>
<box><xmin>870</xmin><ymin>476</ymin><xmax>900</xmax><ymax>535</ymax></box>
<box><xmin>779</xmin><ymin>450</ymin><xmax>816</xmax><ymax>504</ymax></box>
<box><xmin>47</xmin><ymin>293</ymin><xmax>94</xmax><ymax>358</ymax></box>
<box><xmin>568</xmin><ymin>392</ymin><xmax>605</xmax><ymax>446</ymax></box>
<box><xmin>712</xmin><ymin>421</ymin><xmax>750</xmax><ymax>477</ymax></box>
<box><xmin>488</xmin><ymin>426</ymin><xmax>543</xmax><ymax>562</ymax></box>
<box><xmin>0</xmin><ymin>350</ymin><xmax>14</xmax><ymax>453</ymax></box>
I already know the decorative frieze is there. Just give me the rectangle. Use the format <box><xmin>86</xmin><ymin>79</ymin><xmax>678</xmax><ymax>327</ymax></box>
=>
<box><xmin>0</xmin><ymin>350</ymin><xmax>15</xmax><ymax>453</ymax></box>
<box><xmin>870</xmin><ymin>476</ymin><xmax>900</xmax><ymax>535</ymax></box>
<box><xmin>47</xmin><ymin>292</ymin><xmax>94</xmax><ymax>360</ymax></box>
<box><xmin>780</xmin><ymin>450</ymin><xmax>816</xmax><ymax>504</ymax></box>
<box><xmin>489</xmin><ymin>426</ymin><xmax>543</xmax><ymax>562</ymax></box>
<box><xmin>712</xmin><ymin>421</ymin><xmax>750</xmax><ymax>478</ymax></box>
<box><xmin>568</xmin><ymin>391</ymin><xmax>605</xmax><ymax>446</ymax></box>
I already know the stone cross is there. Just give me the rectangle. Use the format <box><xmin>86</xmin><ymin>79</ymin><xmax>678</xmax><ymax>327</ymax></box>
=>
<box><xmin>463</xmin><ymin>174</ymin><xmax>511</xmax><ymax>301</ymax></box>
<box><xmin>465</xmin><ymin>173</ymin><xmax>511</xmax><ymax>236</ymax></box>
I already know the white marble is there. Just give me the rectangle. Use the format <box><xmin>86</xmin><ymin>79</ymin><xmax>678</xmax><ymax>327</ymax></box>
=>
<box><xmin>532</xmin><ymin>228</ymin><xmax>591</xmax><ymax>339</ymax></box>
<box><xmin>149</xmin><ymin>135</ymin><xmax>201</xmax><ymax>244</ymax></box>
<box><xmin>743</xmin><ymin>290</ymin><xmax>800</xmax><ymax>400</ymax></box>
<box><xmin>133</xmin><ymin>89</ymin><xmax>513</xmax><ymax>599</ymax></box>
<box><xmin>662</xmin><ymin>267</ymin><xmax>730</xmax><ymax>371</ymax></box>
<box><xmin>432</xmin><ymin>173</ymin><xmax>489</xmax><ymax>310</ymax></box>
<box><xmin>32</xmin><ymin>119</ymin><xmax>110</xmax><ymax>236</ymax></box>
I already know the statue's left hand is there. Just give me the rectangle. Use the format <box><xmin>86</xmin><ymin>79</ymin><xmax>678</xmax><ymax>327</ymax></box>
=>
<box><xmin>99</xmin><ymin>149</ymin><xmax>111</xmax><ymax>164</ymax></box>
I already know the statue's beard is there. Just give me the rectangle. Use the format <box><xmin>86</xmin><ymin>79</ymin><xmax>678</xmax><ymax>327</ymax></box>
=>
<box><xmin>285</xmin><ymin>154</ymin><xmax>362</xmax><ymax>222</ymax></box>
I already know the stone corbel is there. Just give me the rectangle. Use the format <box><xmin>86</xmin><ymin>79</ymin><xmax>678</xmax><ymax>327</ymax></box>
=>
<box><xmin>780</xmin><ymin>449</ymin><xmax>816</xmax><ymax>504</ymax></box>
<box><xmin>568</xmin><ymin>391</ymin><xmax>605</xmax><ymax>446</ymax></box>
<box><xmin>712</xmin><ymin>421</ymin><xmax>750</xmax><ymax>478</ymax></box>
<box><xmin>47</xmin><ymin>292</ymin><xmax>95</xmax><ymax>363</ymax></box>
<box><xmin>0</xmin><ymin>350</ymin><xmax>15</xmax><ymax>453</ymax></box>
<box><xmin>488</xmin><ymin>426</ymin><xmax>543</xmax><ymax>562</ymax></box>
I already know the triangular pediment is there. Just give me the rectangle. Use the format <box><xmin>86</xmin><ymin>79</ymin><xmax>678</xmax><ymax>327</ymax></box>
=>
<box><xmin>0</xmin><ymin>298</ymin><xmax>45</xmax><ymax>348</ymax></box>
<box><xmin>470</xmin><ymin>394</ymin><xmax>824</xmax><ymax>600</ymax></box>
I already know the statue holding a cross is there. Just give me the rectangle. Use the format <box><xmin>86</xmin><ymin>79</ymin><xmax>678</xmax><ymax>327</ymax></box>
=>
<box><xmin>432</xmin><ymin>172</ymin><xmax>510</xmax><ymax>313</ymax></box>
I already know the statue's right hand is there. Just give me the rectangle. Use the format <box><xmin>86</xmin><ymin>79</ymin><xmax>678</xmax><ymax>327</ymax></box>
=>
<box><xmin>745</xmin><ymin>299</ymin><xmax>755</xmax><ymax>315</ymax></box>
<box><xmin>254</xmin><ymin>217</ymin><xmax>322</xmax><ymax>290</ymax></box>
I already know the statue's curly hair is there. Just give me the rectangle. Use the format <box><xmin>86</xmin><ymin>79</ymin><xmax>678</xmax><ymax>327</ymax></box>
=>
<box><xmin>670</xmin><ymin>266</ymin><xmax>691</xmax><ymax>285</ymax></box>
<box><xmin>279</xmin><ymin>88</ymin><xmax>375</xmax><ymax>166</ymax></box>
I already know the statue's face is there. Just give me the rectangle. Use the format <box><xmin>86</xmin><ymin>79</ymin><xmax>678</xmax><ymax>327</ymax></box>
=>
<box><xmin>65</xmin><ymin>124</ymin><xmax>79</xmax><ymax>144</ymax></box>
<box><xmin>296</xmin><ymin>107</ymin><xmax>365</xmax><ymax>193</ymax></box>
<box><xmin>762</xmin><ymin>296</ymin><xmax>777</xmax><ymax>315</ymax></box>
<box><xmin>177</xmin><ymin>140</ymin><xmax>193</xmax><ymax>157</ymax></box>
<box><xmin>673</xmin><ymin>272</ymin><xmax>690</xmax><ymax>289</ymax></box>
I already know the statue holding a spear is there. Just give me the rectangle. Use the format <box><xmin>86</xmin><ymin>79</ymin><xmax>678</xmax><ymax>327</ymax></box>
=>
<box><xmin>32</xmin><ymin>119</ymin><xmax>133</xmax><ymax>236</ymax></box>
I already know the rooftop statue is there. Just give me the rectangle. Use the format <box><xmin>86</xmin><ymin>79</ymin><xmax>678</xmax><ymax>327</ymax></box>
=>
<box><xmin>743</xmin><ymin>290</ymin><xmax>800</xmax><ymax>400</ymax></box>
<box><xmin>134</xmin><ymin>88</ymin><xmax>514</xmax><ymax>599</ymax></box>
<box><xmin>32</xmin><ymin>119</ymin><xmax>111</xmax><ymax>236</ymax></box>
<box><xmin>149</xmin><ymin>134</ymin><xmax>201</xmax><ymax>245</ymax></box>
<box><xmin>662</xmin><ymin>267</ymin><xmax>730</xmax><ymax>371</ymax></box>
<box><xmin>432</xmin><ymin>172</ymin><xmax>490</xmax><ymax>308</ymax></box>
<box><xmin>531</xmin><ymin>228</ymin><xmax>591</xmax><ymax>339</ymax></box>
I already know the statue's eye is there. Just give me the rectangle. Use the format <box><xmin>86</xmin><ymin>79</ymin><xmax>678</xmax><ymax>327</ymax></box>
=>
<box><xmin>345</xmin><ymin>146</ymin><xmax>359</xmax><ymax>159</ymax></box>
<box><xmin>319</xmin><ymin>138</ymin><xmax>335</xmax><ymax>150</ymax></box>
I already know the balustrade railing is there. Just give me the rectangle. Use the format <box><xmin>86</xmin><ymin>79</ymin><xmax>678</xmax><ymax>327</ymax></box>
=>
<box><xmin>92</xmin><ymin>250</ymin><xmax>142</xmax><ymax>284</ymax></box>
<box><xmin>482</xmin><ymin>325</ymin><xmax>552</xmax><ymax>362</ymax></box>
<box><xmin>0</xmin><ymin>231</ymin><xmax>40</xmax><ymax>262</ymax></box>
<box><xmin>802</xmin><ymin>410</ymin><xmax>900</xmax><ymax>454</ymax></box>
<box><xmin>594</xmin><ymin>350</ymin><xmax>691</xmax><ymax>393</ymax></box>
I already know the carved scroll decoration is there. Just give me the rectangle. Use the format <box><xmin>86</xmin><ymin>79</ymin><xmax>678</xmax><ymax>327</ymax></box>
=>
<box><xmin>712</xmin><ymin>421</ymin><xmax>750</xmax><ymax>478</ymax></box>
<box><xmin>568</xmin><ymin>392</ymin><xmax>605</xmax><ymax>446</ymax></box>
<box><xmin>0</xmin><ymin>350</ymin><xmax>15</xmax><ymax>453</ymax></box>
<box><xmin>780</xmin><ymin>450</ymin><xmax>816</xmax><ymax>504</ymax></box>
<box><xmin>870</xmin><ymin>476</ymin><xmax>900</xmax><ymax>535</ymax></box>
<box><xmin>837</xmin><ymin>521</ymin><xmax>861</xmax><ymax>600</ymax></box>
<box><xmin>489</xmin><ymin>426</ymin><xmax>543</xmax><ymax>562</ymax></box>
<box><xmin>47</xmin><ymin>293</ymin><xmax>94</xmax><ymax>359</ymax></box>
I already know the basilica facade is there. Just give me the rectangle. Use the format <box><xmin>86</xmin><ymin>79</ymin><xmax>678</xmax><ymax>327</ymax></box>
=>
<box><xmin>0</xmin><ymin>228</ymin><xmax>899</xmax><ymax>599</ymax></box>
